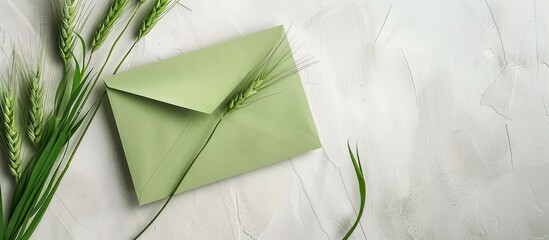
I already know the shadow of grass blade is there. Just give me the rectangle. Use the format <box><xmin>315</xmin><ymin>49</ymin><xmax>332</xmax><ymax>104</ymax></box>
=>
<box><xmin>343</xmin><ymin>142</ymin><xmax>366</xmax><ymax>240</ymax></box>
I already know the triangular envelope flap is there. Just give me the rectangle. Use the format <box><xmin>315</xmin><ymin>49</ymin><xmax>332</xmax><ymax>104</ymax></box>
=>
<box><xmin>104</xmin><ymin>26</ymin><xmax>285</xmax><ymax>114</ymax></box>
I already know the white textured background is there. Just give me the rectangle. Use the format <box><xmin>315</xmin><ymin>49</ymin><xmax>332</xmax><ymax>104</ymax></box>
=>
<box><xmin>0</xmin><ymin>0</ymin><xmax>548</xmax><ymax>239</ymax></box>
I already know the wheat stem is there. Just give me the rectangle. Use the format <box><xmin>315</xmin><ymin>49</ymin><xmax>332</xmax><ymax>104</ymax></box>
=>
<box><xmin>114</xmin><ymin>39</ymin><xmax>138</xmax><ymax>73</ymax></box>
<box><xmin>133</xmin><ymin>112</ymin><xmax>225</xmax><ymax>240</ymax></box>
<box><xmin>59</xmin><ymin>4</ymin><xmax>145</xmax><ymax>183</ymax></box>
<box><xmin>85</xmin><ymin>3</ymin><xmax>142</xmax><ymax>110</ymax></box>
<box><xmin>80</xmin><ymin>3</ymin><xmax>141</xmax><ymax>116</ymax></box>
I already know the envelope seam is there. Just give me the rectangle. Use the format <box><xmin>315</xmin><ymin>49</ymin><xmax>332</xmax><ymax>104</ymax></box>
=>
<box><xmin>139</xmin><ymin>112</ymin><xmax>198</xmax><ymax>201</ymax></box>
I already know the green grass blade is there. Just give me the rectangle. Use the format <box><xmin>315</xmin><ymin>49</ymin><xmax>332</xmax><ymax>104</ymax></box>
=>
<box><xmin>9</xmin><ymin>141</ymin><xmax>45</xmax><ymax>213</ymax></box>
<box><xmin>28</xmin><ymin>145</ymin><xmax>66</xmax><ymax>217</ymax></box>
<box><xmin>12</xmin><ymin>133</ymin><xmax>71</xmax><ymax>240</ymax></box>
<box><xmin>53</xmin><ymin>71</ymin><xmax>69</xmax><ymax>117</ymax></box>
<box><xmin>355</xmin><ymin>143</ymin><xmax>363</xmax><ymax>175</ymax></box>
<box><xmin>75</xmin><ymin>33</ymin><xmax>88</xmax><ymax>73</ymax></box>
<box><xmin>8</xmin><ymin>96</ymin><xmax>88</xmax><ymax>239</ymax></box>
<box><xmin>36</xmin><ymin>114</ymin><xmax>58</xmax><ymax>151</ymax></box>
<box><xmin>70</xmin><ymin>33</ymin><xmax>89</xmax><ymax>95</ymax></box>
<box><xmin>6</xmin><ymin>130</ymin><xmax>70</xmax><ymax>239</ymax></box>
<box><xmin>27</xmin><ymin>129</ymin><xmax>73</xmax><ymax>218</ymax></box>
<box><xmin>6</xmin><ymin>136</ymin><xmax>58</xmax><ymax>238</ymax></box>
<box><xmin>59</xmin><ymin>77</ymin><xmax>92</xmax><ymax>127</ymax></box>
<box><xmin>71</xmin><ymin>53</ymin><xmax>82</xmax><ymax>95</ymax></box>
<box><xmin>19</xmin><ymin>153</ymin><xmax>69</xmax><ymax>240</ymax></box>
<box><xmin>19</xmin><ymin>100</ymin><xmax>98</xmax><ymax>240</ymax></box>
<box><xmin>343</xmin><ymin>142</ymin><xmax>366</xmax><ymax>240</ymax></box>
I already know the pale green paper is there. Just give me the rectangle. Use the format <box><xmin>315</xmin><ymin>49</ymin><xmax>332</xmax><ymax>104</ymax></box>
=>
<box><xmin>105</xmin><ymin>26</ymin><xmax>321</xmax><ymax>205</ymax></box>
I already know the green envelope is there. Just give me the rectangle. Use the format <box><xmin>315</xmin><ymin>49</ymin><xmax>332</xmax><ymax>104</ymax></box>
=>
<box><xmin>104</xmin><ymin>26</ymin><xmax>321</xmax><ymax>205</ymax></box>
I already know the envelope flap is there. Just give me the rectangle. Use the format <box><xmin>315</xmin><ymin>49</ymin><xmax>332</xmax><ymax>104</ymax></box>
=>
<box><xmin>104</xmin><ymin>26</ymin><xmax>285</xmax><ymax>114</ymax></box>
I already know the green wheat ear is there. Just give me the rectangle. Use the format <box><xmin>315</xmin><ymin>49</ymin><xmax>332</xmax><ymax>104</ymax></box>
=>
<box><xmin>1</xmin><ymin>89</ymin><xmax>22</xmax><ymax>182</ymax></box>
<box><xmin>138</xmin><ymin>0</ymin><xmax>175</xmax><ymax>39</ymax></box>
<box><xmin>91</xmin><ymin>0</ymin><xmax>129</xmax><ymax>52</ymax></box>
<box><xmin>59</xmin><ymin>0</ymin><xmax>77</xmax><ymax>69</ymax></box>
<box><xmin>26</xmin><ymin>69</ymin><xmax>45</xmax><ymax>147</ymax></box>
<box><xmin>227</xmin><ymin>35</ymin><xmax>314</xmax><ymax>113</ymax></box>
<box><xmin>0</xmin><ymin>72</ymin><xmax>23</xmax><ymax>182</ymax></box>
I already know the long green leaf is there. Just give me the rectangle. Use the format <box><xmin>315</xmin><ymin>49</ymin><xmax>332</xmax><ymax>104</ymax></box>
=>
<box><xmin>18</xmin><ymin>103</ymin><xmax>97</xmax><ymax>240</ymax></box>
<box><xmin>6</xmin><ymin>134</ymin><xmax>58</xmax><ymax>238</ymax></box>
<box><xmin>9</xmin><ymin>105</ymin><xmax>87</xmax><ymax>239</ymax></box>
<box><xmin>8</xmin><ymin>140</ymin><xmax>67</xmax><ymax>239</ymax></box>
<box><xmin>75</xmin><ymin>33</ymin><xmax>88</xmax><ymax>73</ymax></box>
<box><xmin>53</xmin><ymin>71</ymin><xmax>69</xmax><ymax>118</ymax></box>
<box><xmin>6</xmin><ymin>125</ymin><xmax>72</xmax><ymax>239</ymax></box>
<box><xmin>71</xmin><ymin>54</ymin><xmax>82</xmax><ymax>95</ymax></box>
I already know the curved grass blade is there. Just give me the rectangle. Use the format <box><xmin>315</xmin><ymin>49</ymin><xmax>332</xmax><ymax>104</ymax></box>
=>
<box><xmin>343</xmin><ymin>142</ymin><xmax>366</xmax><ymax>240</ymax></box>
<box><xmin>18</xmin><ymin>106</ymin><xmax>96</xmax><ymax>240</ymax></box>
<box><xmin>7</xmin><ymin>70</ymin><xmax>88</xmax><ymax>238</ymax></box>
<box><xmin>6</xmin><ymin>131</ymin><xmax>69</xmax><ymax>239</ymax></box>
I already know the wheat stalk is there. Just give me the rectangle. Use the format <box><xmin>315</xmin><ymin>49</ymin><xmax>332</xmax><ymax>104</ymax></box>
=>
<box><xmin>0</xmin><ymin>83</ymin><xmax>22</xmax><ymax>182</ymax></box>
<box><xmin>2</xmin><ymin>0</ymin><xmax>169</xmax><ymax>237</ymax></box>
<box><xmin>91</xmin><ymin>0</ymin><xmax>129</xmax><ymax>52</ymax></box>
<box><xmin>138</xmin><ymin>0</ymin><xmax>176</xmax><ymax>39</ymax></box>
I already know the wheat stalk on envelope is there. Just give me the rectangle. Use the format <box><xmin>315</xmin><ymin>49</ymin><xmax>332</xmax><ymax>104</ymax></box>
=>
<box><xmin>105</xmin><ymin>26</ymin><xmax>321</xmax><ymax>205</ymax></box>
